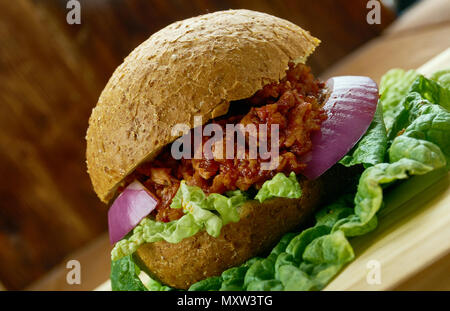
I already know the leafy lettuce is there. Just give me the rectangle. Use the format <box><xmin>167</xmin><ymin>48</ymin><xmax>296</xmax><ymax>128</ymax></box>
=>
<box><xmin>111</xmin><ymin>255</ymin><xmax>171</xmax><ymax>291</ymax></box>
<box><xmin>339</xmin><ymin>103</ymin><xmax>387</xmax><ymax>167</ymax></box>
<box><xmin>111</xmin><ymin>172</ymin><xmax>302</xmax><ymax>261</ymax></box>
<box><xmin>111</xmin><ymin>69</ymin><xmax>450</xmax><ymax>291</ymax></box>
<box><xmin>379</xmin><ymin>69</ymin><xmax>420</xmax><ymax>130</ymax></box>
<box><xmin>380</xmin><ymin>68</ymin><xmax>450</xmax><ymax>130</ymax></box>
<box><xmin>110</xmin><ymin>255</ymin><xmax>148</xmax><ymax>291</ymax></box>
<box><xmin>255</xmin><ymin>172</ymin><xmax>302</xmax><ymax>203</ymax></box>
<box><xmin>431</xmin><ymin>69</ymin><xmax>450</xmax><ymax>90</ymax></box>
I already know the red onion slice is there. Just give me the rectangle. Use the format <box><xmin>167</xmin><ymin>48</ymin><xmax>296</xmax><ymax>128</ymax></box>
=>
<box><xmin>108</xmin><ymin>180</ymin><xmax>159</xmax><ymax>244</ymax></box>
<box><xmin>301</xmin><ymin>76</ymin><xmax>379</xmax><ymax>179</ymax></box>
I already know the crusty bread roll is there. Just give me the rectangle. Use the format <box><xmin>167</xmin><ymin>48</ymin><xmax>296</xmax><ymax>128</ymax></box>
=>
<box><xmin>86</xmin><ymin>9</ymin><xmax>320</xmax><ymax>203</ymax></box>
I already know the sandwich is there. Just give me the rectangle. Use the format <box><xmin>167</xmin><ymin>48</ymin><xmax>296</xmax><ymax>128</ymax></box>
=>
<box><xmin>86</xmin><ymin>9</ymin><xmax>450</xmax><ymax>291</ymax></box>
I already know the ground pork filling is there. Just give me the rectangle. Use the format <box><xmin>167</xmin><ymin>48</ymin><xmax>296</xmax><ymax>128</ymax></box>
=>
<box><xmin>119</xmin><ymin>63</ymin><xmax>328</xmax><ymax>222</ymax></box>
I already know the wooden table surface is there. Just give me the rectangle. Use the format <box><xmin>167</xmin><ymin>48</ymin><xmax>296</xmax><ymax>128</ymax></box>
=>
<box><xmin>322</xmin><ymin>0</ymin><xmax>450</xmax><ymax>81</ymax></box>
<box><xmin>26</xmin><ymin>0</ymin><xmax>450</xmax><ymax>291</ymax></box>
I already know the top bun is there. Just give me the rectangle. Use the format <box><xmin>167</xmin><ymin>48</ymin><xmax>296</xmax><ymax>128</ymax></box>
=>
<box><xmin>86</xmin><ymin>9</ymin><xmax>320</xmax><ymax>203</ymax></box>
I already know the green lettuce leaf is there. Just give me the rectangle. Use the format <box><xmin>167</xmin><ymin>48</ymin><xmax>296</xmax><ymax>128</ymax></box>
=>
<box><xmin>409</xmin><ymin>75</ymin><xmax>450</xmax><ymax>110</ymax></box>
<box><xmin>276</xmin><ymin>226</ymin><xmax>352</xmax><ymax>291</ymax></box>
<box><xmin>431</xmin><ymin>69</ymin><xmax>450</xmax><ymax>90</ymax></box>
<box><xmin>334</xmin><ymin>88</ymin><xmax>449</xmax><ymax>236</ymax></box>
<box><xmin>188</xmin><ymin>276</ymin><xmax>223</xmax><ymax>291</ymax></box>
<box><xmin>388</xmin><ymin>92</ymin><xmax>450</xmax><ymax>164</ymax></box>
<box><xmin>111</xmin><ymin>215</ymin><xmax>200</xmax><ymax>260</ymax></box>
<box><xmin>112</xmin><ymin>173</ymin><xmax>301</xmax><ymax>261</ymax></box>
<box><xmin>111</xmin><ymin>183</ymin><xmax>246</xmax><ymax>261</ymax></box>
<box><xmin>170</xmin><ymin>181</ymin><xmax>244</xmax><ymax>237</ymax></box>
<box><xmin>110</xmin><ymin>255</ymin><xmax>171</xmax><ymax>291</ymax></box>
<box><xmin>380</xmin><ymin>68</ymin><xmax>450</xmax><ymax>130</ymax></box>
<box><xmin>340</xmin><ymin>103</ymin><xmax>387</xmax><ymax>167</ymax></box>
<box><xmin>379</xmin><ymin>69</ymin><xmax>420</xmax><ymax>130</ymax></box>
<box><xmin>146</xmin><ymin>277</ymin><xmax>172</xmax><ymax>291</ymax></box>
<box><xmin>333</xmin><ymin>158</ymin><xmax>444</xmax><ymax>237</ymax></box>
<box><xmin>110</xmin><ymin>255</ymin><xmax>147</xmax><ymax>291</ymax></box>
<box><xmin>254</xmin><ymin>172</ymin><xmax>302</xmax><ymax>203</ymax></box>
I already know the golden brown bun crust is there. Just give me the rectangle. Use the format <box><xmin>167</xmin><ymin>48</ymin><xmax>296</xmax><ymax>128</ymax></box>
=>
<box><xmin>86</xmin><ymin>9</ymin><xmax>320</xmax><ymax>203</ymax></box>
<box><xmin>134</xmin><ymin>165</ymin><xmax>357</xmax><ymax>289</ymax></box>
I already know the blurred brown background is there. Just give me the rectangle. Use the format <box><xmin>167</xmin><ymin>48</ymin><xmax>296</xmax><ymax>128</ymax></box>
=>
<box><xmin>1</xmin><ymin>0</ymin><xmax>446</xmax><ymax>290</ymax></box>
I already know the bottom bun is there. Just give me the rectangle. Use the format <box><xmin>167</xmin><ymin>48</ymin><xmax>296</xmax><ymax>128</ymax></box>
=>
<box><xmin>134</xmin><ymin>165</ymin><xmax>358</xmax><ymax>289</ymax></box>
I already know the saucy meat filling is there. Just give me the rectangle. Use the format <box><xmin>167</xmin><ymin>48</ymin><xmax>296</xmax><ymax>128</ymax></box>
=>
<box><xmin>120</xmin><ymin>63</ymin><xmax>328</xmax><ymax>222</ymax></box>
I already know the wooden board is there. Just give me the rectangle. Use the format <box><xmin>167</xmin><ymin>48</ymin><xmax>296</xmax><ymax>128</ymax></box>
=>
<box><xmin>321</xmin><ymin>24</ymin><xmax>450</xmax><ymax>83</ymax></box>
<box><xmin>95</xmin><ymin>49</ymin><xmax>450</xmax><ymax>291</ymax></box>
